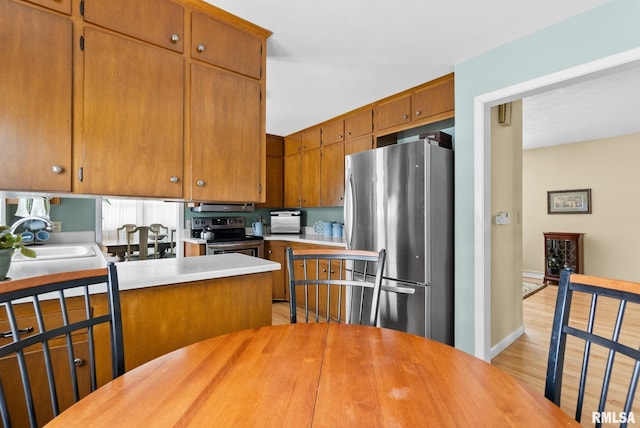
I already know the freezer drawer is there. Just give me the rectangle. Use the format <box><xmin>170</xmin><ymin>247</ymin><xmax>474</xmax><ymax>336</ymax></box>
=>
<box><xmin>378</xmin><ymin>282</ymin><xmax>428</xmax><ymax>338</ymax></box>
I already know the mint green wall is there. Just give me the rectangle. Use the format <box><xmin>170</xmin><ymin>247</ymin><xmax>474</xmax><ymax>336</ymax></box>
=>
<box><xmin>453</xmin><ymin>0</ymin><xmax>640</xmax><ymax>353</ymax></box>
<box><xmin>7</xmin><ymin>198</ymin><xmax>96</xmax><ymax>232</ymax></box>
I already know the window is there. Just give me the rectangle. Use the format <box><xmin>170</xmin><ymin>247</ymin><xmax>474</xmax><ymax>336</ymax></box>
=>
<box><xmin>102</xmin><ymin>198</ymin><xmax>180</xmax><ymax>241</ymax></box>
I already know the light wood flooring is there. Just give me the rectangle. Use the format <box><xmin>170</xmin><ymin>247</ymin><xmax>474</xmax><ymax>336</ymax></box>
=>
<box><xmin>492</xmin><ymin>283</ymin><xmax>640</xmax><ymax>424</ymax></box>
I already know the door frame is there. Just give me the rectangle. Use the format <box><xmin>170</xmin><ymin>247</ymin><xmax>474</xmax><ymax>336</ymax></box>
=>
<box><xmin>473</xmin><ymin>47</ymin><xmax>640</xmax><ymax>361</ymax></box>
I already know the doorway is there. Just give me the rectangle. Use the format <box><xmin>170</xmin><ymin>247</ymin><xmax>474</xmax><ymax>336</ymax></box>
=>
<box><xmin>475</xmin><ymin>48</ymin><xmax>640</xmax><ymax>361</ymax></box>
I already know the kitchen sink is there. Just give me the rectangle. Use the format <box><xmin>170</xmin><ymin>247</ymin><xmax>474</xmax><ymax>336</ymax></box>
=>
<box><xmin>13</xmin><ymin>244</ymin><xmax>97</xmax><ymax>262</ymax></box>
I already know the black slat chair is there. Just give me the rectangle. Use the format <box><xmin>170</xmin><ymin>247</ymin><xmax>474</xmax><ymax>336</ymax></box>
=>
<box><xmin>286</xmin><ymin>248</ymin><xmax>386</xmax><ymax>326</ymax></box>
<box><xmin>0</xmin><ymin>263</ymin><xmax>125</xmax><ymax>428</ymax></box>
<box><xmin>545</xmin><ymin>268</ymin><xmax>640</xmax><ymax>427</ymax></box>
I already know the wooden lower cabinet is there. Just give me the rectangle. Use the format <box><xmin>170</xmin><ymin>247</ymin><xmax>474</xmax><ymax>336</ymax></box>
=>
<box><xmin>274</xmin><ymin>241</ymin><xmax>346</xmax><ymax>320</ymax></box>
<box><xmin>0</xmin><ymin>299</ymin><xmax>92</xmax><ymax>427</ymax></box>
<box><xmin>265</xmin><ymin>240</ymin><xmax>287</xmax><ymax>301</ymax></box>
<box><xmin>1</xmin><ymin>273</ymin><xmax>272</xmax><ymax>426</ymax></box>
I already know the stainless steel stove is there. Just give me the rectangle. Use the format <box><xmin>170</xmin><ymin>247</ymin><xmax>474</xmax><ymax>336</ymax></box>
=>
<box><xmin>190</xmin><ymin>216</ymin><xmax>264</xmax><ymax>258</ymax></box>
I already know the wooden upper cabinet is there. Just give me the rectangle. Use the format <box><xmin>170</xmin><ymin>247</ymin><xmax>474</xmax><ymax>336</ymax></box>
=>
<box><xmin>301</xmin><ymin>148</ymin><xmax>321</xmax><ymax>207</ymax></box>
<box><xmin>257</xmin><ymin>135</ymin><xmax>284</xmax><ymax>208</ymax></box>
<box><xmin>191</xmin><ymin>11</ymin><xmax>263</xmax><ymax>79</ymax></box>
<box><xmin>284</xmin><ymin>154</ymin><xmax>302</xmax><ymax>207</ymax></box>
<box><xmin>375</xmin><ymin>95</ymin><xmax>411</xmax><ymax>132</ymax></box>
<box><xmin>412</xmin><ymin>75</ymin><xmax>454</xmax><ymax>122</ymax></box>
<box><xmin>190</xmin><ymin>64</ymin><xmax>262</xmax><ymax>202</ymax></box>
<box><xmin>82</xmin><ymin>0</ymin><xmax>184</xmax><ymax>53</ymax></box>
<box><xmin>321</xmin><ymin>119</ymin><xmax>344</xmax><ymax>146</ymax></box>
<box><xmin>0</xmin><ymin>1</ymin><xmax>72</xmax><ymax>192</ymax></box>
<box><xmin>82</xmin><ymin>28</ymin><xmax>184</xmax><ymax>198</ymax></box>
<box><xmin>321</xmin><ymin>143</ymin><xmax>345</xmax><ymax>207</ymax></box>
<box><xmin>284</xmin><ymin>134</ymin><xmax>302</xmax><ymax>156</ymax></box>
<box><xmin>25</xmin><ymin>0</ymin><xmax>71</xmax><ymax>14</ymax></box>
<box><xmin>345</xmin><ymin>135</ymin><xmax>373</xmax><ymax>156</ymax></box>
<box><xmin>345</xmin><ymin>109</ymin><xmax>373</xmax><ymax>139</ymax></box>
<box><xmin>301</xmin><ymin>127</ymin><xmax>321</xmax><ymax>151</ymax></box>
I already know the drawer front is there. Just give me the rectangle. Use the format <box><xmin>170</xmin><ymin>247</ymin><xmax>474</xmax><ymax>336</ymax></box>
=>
<box><xmin>191</xmin><ymin>11</ymin><xmax>262</xmax><ymax>79</ymax></box>
<box><xmin>83</xmin><ymin>0</ymin><xmax>184</xmax><ymax>53</ymax></box>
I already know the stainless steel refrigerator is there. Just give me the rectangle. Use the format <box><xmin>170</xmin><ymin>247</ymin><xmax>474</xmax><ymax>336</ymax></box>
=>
<box><xmin>344</xmin><ymin>139</ymin><xmax>453</xmax><ymax>344</ymax></box>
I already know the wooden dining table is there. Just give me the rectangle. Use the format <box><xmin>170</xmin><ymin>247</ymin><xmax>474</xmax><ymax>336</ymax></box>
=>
<box><xmin>45</xmin><ymin>323</ymin><xmax>579</xmax><ymax>427</ymax></box>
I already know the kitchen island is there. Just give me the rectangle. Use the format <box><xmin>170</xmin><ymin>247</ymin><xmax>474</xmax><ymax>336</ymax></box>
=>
<box><xmin>4</xmin><ymin>248</ymin><xmax>280</xmax><ymax>381</ymax></box>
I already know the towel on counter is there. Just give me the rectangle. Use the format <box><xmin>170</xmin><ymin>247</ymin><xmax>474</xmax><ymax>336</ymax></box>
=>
<box><xmin>30</xmin><ymin>198</ymin><xmax>49</xmax><ymax>218</ymax></box>
<box><xmin>15</xmin><ymin>199</ymin><xmax>30</xmax><ymax>217</ymax></box>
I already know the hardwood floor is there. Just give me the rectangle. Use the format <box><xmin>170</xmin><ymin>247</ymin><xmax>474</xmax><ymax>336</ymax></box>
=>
<box><xmin>492</xmin><ymin>284</ymin><xmax>640</xmax><ymax>424</ymax></box>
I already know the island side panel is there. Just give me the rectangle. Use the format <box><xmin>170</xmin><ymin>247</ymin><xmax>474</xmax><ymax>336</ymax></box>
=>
<box><xmin>94</xmin><ymin>272</ymin><xmax>272</xmax><ymax>380</ymax></box>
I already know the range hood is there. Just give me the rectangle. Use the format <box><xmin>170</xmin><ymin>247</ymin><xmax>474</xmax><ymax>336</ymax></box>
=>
<box><xmin>189</xmin><ymin>203</ymin><xmax>255</xmax><ymax>213</ymax></box>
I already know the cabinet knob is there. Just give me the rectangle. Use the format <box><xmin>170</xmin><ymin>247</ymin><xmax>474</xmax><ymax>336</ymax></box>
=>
<box><xmin>196</xmin><ymin>180</ymin><xmax>206</xmax><ymax>187</ymax></box>
<box><xmin>170</xmin><ymin>34</ymin><xmax>180</xmax><ymax>43</ymax></box>
<box><xmin>51</xmin><ymin>165</ymin><xmax>63</xmax><ymax>174</ymax></box>
<box><xmin>415</xmin><ymin>110</ymin><xmax>422</xmax><ymax>116</ymax></box>
<box><xmin>170</xmin><ymin>176</ymin><xmax>179</xmax><ymax>183</ymax></box>
<box><xmin>338</xmin><ymin>134</ymin><xmax>343</xmax><ymax>139</ymax></box>
<box><xmin>197</xmin><ymin>44</ymin><xmax>206</xmax><ymax>53</ymax></box>
<box><xmin>73</xmin><ymin>358</ymin><xmax>84</xmax><ymax>367</ymax></box>
<box><xmin>346</xmin><ymin>131</ymin><xmax>351</xmax><ymax>136</ymax></box>
<box><xmin>402</xmin><ymin>114</ymin><xmax>409</xmax><ymax>120</ymax></box>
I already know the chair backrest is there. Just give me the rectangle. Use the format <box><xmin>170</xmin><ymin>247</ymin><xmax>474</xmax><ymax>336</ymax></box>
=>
<box><xmin>286</xmin><ymin>248</ymin><xmax>386</xmax><ymax>326</ymax></box>
<box><xmin>0</xmin><ymin>263</ymin><xmax>125</xmax><ymax>428</ymax></box>
<box><xmin>116</xmin><ymin>224</ymin><xmax>136</xmax><ymax>242</ymax></box>
<box><xmin>545</xmin><ymin>268</ymin><xmax>640</xmax><ymax>426</ymax></box>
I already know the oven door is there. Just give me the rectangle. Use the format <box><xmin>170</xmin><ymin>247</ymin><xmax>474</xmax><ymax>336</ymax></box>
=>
<box><xmin>205</xmin><ymin>240</ymin><xmax>264</xmax><ymax>258</ymax></box>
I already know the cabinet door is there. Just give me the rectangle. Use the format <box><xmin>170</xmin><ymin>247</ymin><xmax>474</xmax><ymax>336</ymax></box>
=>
<box><xmin>25</xmin><ymin>0</ymin><xmax>71</xmax><ymax>14</ymax></box>
<box><xmin>301</xmin><ymin>148</ymin><xmax>321</xmax><ymax>207</ymax></box>
<box><xmin>284</xmin><ymin>134</ymin><xmax>302</xmax><ymax>156</ymax></box>
<box><xmin>321</xmin><ymin>119</ymin><xmax>345</xmax><ymax>146</ymax></box>
<box><xmin>82</xmin><ymin>28</ymin><xmax>184</xmax><ymax>198</ymax></box>
<box><xmin>301</xmin><ymin>127</ymin><xmax>322</xmax><ymax>151</ymax></box>
<box><xmin>321</xmin><ymin>143</ymin><xmax>345</xmax><ymax>207</ymax></box>
<box><xmin>83</xmin><ymin>0</ymin><xmax>184</xmax><ymax>53</ymax></box>
<box><xmin>191</xmin><ymin>11</ymin><xmax>262</xmax><ymax>79</ymax></box>
<box><xmin>344</xmin><ymin>135</ymin><xmax>373</xmax><ymax>156</ymax></box>
<box><xmin>345</xmin><ymin>109</ymin><xmax>373</xmax><ymax>139</ymax></box>
<box><xmin>412</xmin><ymin>76</ymin><xmax>455</xmax><ymax>122</ymax></box>
<box><xmin>257</xmin><ymin>135</ymin><xmax>284</xmax><ymax>208</ymax></box>
<box><xmin>284</xmin><ymin>154</ymin><xmax>302</xmax><ymax>207</ymax></box>
<box><xmin>376</xmin><ymin>95</ymin><xmax>411</xmax><ymax>131</ymax></box>
<box><xmin>265</xmin><ymin>241</ymin><xmax>287</xmax><ymax>300</ymax></box>
<box><xmin>191</xmin><ymin>63</ymin><xmax>262</xmax><ymax>202</ymax></box>
<box><xmin>0</xmin><ymin>2</ymin><xmax>72</xmax><ymax>192</ymax></box>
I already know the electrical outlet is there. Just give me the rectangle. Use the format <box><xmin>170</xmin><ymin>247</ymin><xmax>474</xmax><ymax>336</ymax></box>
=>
<box><xmin>52</xmin><ymin>221</ymin><xmax>62</xmax><ymax>232</ymax></box>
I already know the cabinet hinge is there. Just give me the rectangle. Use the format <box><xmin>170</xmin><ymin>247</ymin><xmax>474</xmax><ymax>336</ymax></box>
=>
<box><xmin>80</xmin><ymin>0</ymin><xmax>84</xmax><ymax>16</ymax></box>
<box><xmin>80</xmin><ymin>36</ymin><xmax>84</xmax><ymax>51</ymax></box>
<box><xmin>78</xmin><ymin>167</ymin><xmax>83</xmax><ymax>182</ymax></box>
<box><xmin>258</xmin><ymin>183</ymin><xmax>263</xmax><ymax>194</ymax></box>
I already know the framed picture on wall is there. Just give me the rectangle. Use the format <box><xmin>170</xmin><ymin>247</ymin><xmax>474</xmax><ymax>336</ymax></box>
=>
<box><xmin>547</xmin><ymin>189</ymin><xmax>592</xmax><ymax>214</ymax></box>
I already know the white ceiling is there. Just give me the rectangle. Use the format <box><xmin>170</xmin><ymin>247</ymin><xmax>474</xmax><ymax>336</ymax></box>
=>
<box><xmin>204</xmin><ymin>0</ymin><xmax>640</xmax><ymax>148</ymax></box>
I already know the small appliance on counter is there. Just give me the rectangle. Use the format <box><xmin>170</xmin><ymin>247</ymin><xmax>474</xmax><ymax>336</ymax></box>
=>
<box><xmin>190</xmin><ymin>216</ymin><xmax>264</xmax><ymax>258</ymax></box>
<box><xmin>270</xmin><ymin>210</ymin><xmax>302</xmax><ymax>234</ymax></box>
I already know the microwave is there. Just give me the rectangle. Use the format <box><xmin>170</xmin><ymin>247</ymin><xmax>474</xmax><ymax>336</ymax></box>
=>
<box><xmin>270</xmin><ymin>210</ymin><xmax>302</xmax><ymax>234</ymax></box>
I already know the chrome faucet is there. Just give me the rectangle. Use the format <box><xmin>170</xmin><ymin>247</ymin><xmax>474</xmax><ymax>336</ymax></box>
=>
<box><xmin>9</xmin><ymin>216</ymin><xmax>54</xmax><ymax>234</ymax></box>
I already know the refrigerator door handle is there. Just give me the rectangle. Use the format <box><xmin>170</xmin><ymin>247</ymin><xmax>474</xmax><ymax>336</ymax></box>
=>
<box><xmin>382</xmin><ymin>284</ymin><xmax>416</xmax><ymax>295</ymax></box>
<box><xmin>344</xmin><ymin>170</ymin><xmax>356</xmax><ymax>248</ymax></box>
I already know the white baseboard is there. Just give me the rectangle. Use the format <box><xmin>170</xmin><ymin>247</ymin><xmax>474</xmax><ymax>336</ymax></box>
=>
<box><xmin>523</xmin><ymin>271</ymin><xmax>544</xmax><ymax>280</ymax></box>
<box><xmin>490</xmin><ymin>324</ymin><xmax>525</xmax><ymax>360</ymax></box>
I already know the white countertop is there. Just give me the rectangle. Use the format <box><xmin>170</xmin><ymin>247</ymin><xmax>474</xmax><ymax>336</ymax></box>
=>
<box><xmin>6</xmin><ymin>244</ymin><xmax>280</xmax><ymax>292</ymax></box>
<box><xmin>114</xmin><ymin>253</ymin><xmax>280</xmax><ymax>291</ymax></box>
<box><xmin>183</xmin><ymin>232</ymin><xmax>346</xmax><ymax>248</ymax></box>
<box><xmin>263</xmin><ymin>233</ymin><xmax>346</xmax><ymax>247</ymax></box>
